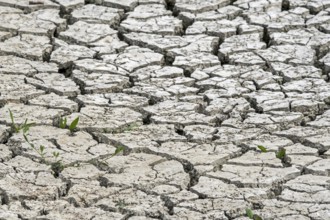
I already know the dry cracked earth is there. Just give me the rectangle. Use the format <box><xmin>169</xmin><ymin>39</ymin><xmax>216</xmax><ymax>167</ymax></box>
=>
<box><xmin>0</xmin><ymin>0</ymin><xmax>330</xmax><ymax>219</ymax></box>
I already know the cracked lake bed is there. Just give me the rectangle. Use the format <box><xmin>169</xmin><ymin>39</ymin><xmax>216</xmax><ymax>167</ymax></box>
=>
<box><xmin>0</xmin><ymin>0</ymin><xmax>330</xmax><ymax>219</ymax></box>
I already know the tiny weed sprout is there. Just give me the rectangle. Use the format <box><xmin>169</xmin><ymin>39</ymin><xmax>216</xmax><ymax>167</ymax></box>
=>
<box><xmin>97</xmin><ymin>146</ymin><xmax>125</xmax><ymax>167</ymax></box>
<box><xmin>253</xmin><ymin>215</ymin><xmax>263</xmax><ymax>220</ymax></box>
<box><xmin>112</xmin><ymin>146</ymin><xmax>124</xmax><ymax>157</ymax></box>
<box><xmin>51</xmin><ymin>152</ymin><xmax>64</xmax><ymax>178</ymax></box>
<box><xmin>9</xmin><ymin>109</ymin><xmax>17</xmax><ymax>132</ymax></box>
<box><xmin>10</xmin><ymin>110</ymin><xmax>64</xmax><ymax>176</ymax></box>
<box><xmin>59</xmin><ymin>117</ymin><xmax>67</xmax><ymax>129</ymax></box>
<box><xmin>39</xmin><ymin>145</ymin><xmax>46</xmax><ymax>158</ymax></box>
<box><xmin>8</xmin><ymin>112</ymin><xmax>120</xmax><ymax>178</ymax></box>
<box><xmin>246</xmin><ymin>208</ymin><xmax>263</xmax><ymax>220</ymax></box>
<box><xmin>246</xmin><ymin>208</ymin><xmax>254</xmax><ymax>219</ymax></box>
<box><xmin>23</xmin><ymin>133</ymin><xmax>46</xmax><ymax>162</ymax></box>
<box><xmin>276</xmin><ymin>148</ymin><xmax>286</xmax><ymax>160</ymax></box>
<box><xmin>69</xmin><ymin>117</ymin><xmax>79</xmax><ymax>133</ymax></box>
<box><xmin>22</xmin><ymin>119</ymin><xmax>35</xmax><ymax>134</ymax></box>
<box><xmin>9</xmin><ymin>109</ymin><xmax>35</xmax><ymax>133</ymax></box>
<box><xmin>24</xmin><ymin>132</ymin><xmax>63</xmax><ymax>176</ymax></box>
<box><xmin>59</xmin><ymin>116</ymin><xmax>79</xmax><ymax>134</ymax></box>
<box><xmin>257</xmin><ymin>145</ymin><xmax>267</xmax><ymax>153</ymax></box>
<box><xmin>53</xmin><ymin>151</ymin><xmax>60</xmax><ymax>159</ymax></box>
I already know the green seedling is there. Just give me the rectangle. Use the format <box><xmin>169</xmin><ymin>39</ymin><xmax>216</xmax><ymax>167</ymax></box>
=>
<box><xmin>111</xmin><ymin>146</ymin><xmax>124</xmax><ymax>157</ymax></box>
<box><xmin>69</xmin><ymin>117</ymin><xmax>79</xmax><ymax>133</ymax></box>
<box><xmin>9</xmin><ymin>111</ymin><xmax>68</xmax><ymax>177</ymax></box>
<box><xmin>23</xmin><ymin>133</ymin><xmax>46</xmax><ymax>162</ymax></box>
<box><xmin>21</xmin><ymin>119</ymin><xmax>35</xmax><ymax>134</ymax></box>
<box><xmin>253</xmin><ymin>215</ymin><xmax>262</xmax><ymax>220</ymax></box>
<box><xmin>40</xmin><ymin>145</ymin><xmax>45</xmax><ymax>157</ymax></box>
<box><xmin>246</xmin><ymin>208</ymin><xmax>263</xmax><ymax>220</ymax></box>
<box><xmin>246</xmin><ymin>208</ymin><xmax>254</xmax><ymax>219</ymax></box>
<box><xmin>9</xmin><ymin>109</ymin><xmax>16</xmax><ymax>131</ymax></box>
<box><xmin>59</xmin><ymin>117</ymin><xmax>67</xmax><ymax>129</ymax></box>
<box><xmin>9</xmin><ymin>109</ymin><xmax>35</xmax><ymax>133</ymax></box>
<box><xmin>97</xmin><ymin>146</ymin><xmax>125</xmax><ymax>168</ymax></box>
<box><xmin>53</xmin><ymin>151</ymin><xmax>60</xmax><ymax>160</ymax></box>
<box><xmin>10</xmin><ymin>111</ymin><xmax>53</xmax><ymax>167</ymax></box>
<box><xmin>23</xmin><ymin>128</ymin><xmax>63</xmax><ymax>176</ymax></box>
<box><xmin>257</xmin><ymin>145</ymin><xmax>267</xmax><ymax>153</ymax></box>
<box><xmin>59</xmin><ymin>116</ymin><xmax>79</xmax><ymax>134</ymax></box>
<box><xmin>51</xmin><ymin>156</ymin><xmax>64</xmax><ymax>177</ymax></box>
<box><xmin>276</xmin><ymin>148</ymin><xmax>286</xmax><ymax>160</ymax></box>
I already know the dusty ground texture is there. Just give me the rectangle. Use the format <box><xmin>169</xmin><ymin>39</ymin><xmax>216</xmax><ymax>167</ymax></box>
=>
<box><xmin>0</xmin><ymin>0</ymin><xmax>330</xmax><ymax>219</ymax></box>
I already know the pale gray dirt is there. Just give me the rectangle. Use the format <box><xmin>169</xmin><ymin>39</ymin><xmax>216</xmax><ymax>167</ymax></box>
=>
<box><xmin>0</xmin><ymin>0</ymin><xmax>330</xmax><ymax>219</ymax></box>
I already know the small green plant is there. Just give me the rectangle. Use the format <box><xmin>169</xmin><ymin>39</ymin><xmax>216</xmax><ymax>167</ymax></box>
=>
<box><xmin>246</xmin><ymin>208</ymin><xmax>254</xmax><ymax>219</ymax></box>
<box><xmin>10</xmin><ymin>111</ymin><xmax>63</xmax><ymax>176</ymax></box>
<box><xmin>59</xmin><ymin>116</ymin><xmax>79</xmax><ymax>133</ymax></box>
<box><xmin>9</xmin><ymin>111</ymin><xmax>121</xmax><ymax>178</ymax></box>
<box><xmin>257</xmin><ymin>145</ymin><xmax>267</xmax><ymax>153</ymax></box>
<box><xmin>23</xmin><ymin>133</ymin><xmax>46</xmax><ymax>162</ymax></box>
<box><xmin>257</xmin><ymin>145</ymin><xmax>286</xmax><ymax>161</ymax></box>
<box><xmin>59</xmin><ymin>117</ymin><xmax>67</xmax><ymax>129</ymax></box>
<box><xmin>51</xmin><ymin>151</ymin><xmax>64</xmax><ymax>177</ymax></box>
<box><xmin>246</xmin><ymin>208</ymin><xmax>263</xmax><ymax>220</ymax></box>
<box><xmin>23</xmin><ymin>131</ymin><xmax>64</xmax><ymax>176</ymax></box>
<box><xmin>96</xmin><ymin>146</ymin><xmax>125</xmax><ymax>168</ymax></box>
<box><xmin>9</xmin><ymin>109</ymin><xmax>35</xmax><ymax>133</ymax></box>
<box><xmin>276</xmin><ymin>148</ymin><xmax>286</xmax><ymax>160</ymax></box>
<box><xmin>69</xmin><ymin>117</ymin><xmax>79</xmax><ymax>133</ymax></box>
<box><xmin>111</xmin><ymin>146</ymin><xmax>125</xmax><ymax>158</ymax></box>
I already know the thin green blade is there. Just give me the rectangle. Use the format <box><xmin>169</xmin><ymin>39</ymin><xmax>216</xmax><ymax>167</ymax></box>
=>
<box><xmin>69</xmin><ymin>117</ymin><xmax>79</xmax><ymax>132</ymax></box>
<box><xmin>257</xmin><ymin>145</ymin><xmax>267</xmax><ymax>153</ymax></box>
<box><xmin>112</xmin><ymin>146</ymin><xmax>124</xmax><ymax>157</ymax></box>
<box><xmin>246</xmin><ymin>208</ymin><xmax>254</xmax><ymax>219</ymax></box>
<box><xmin>276</xmin><ymin>148</ymin><xmax>286</xmax><ymax>159</ymax></box>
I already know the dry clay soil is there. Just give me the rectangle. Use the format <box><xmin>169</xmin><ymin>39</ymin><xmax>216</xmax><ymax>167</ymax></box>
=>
<box><xmin>1</xmin><ymin>0</ymin><xmax>330</xmax><ymax>219</ymax></box>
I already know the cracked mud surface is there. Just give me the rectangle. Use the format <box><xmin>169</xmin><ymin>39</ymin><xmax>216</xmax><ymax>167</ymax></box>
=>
<box><xmin>0</xmin><ymin>0</ymin><xmax>330</xmax><ymax>219</ymax></box>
